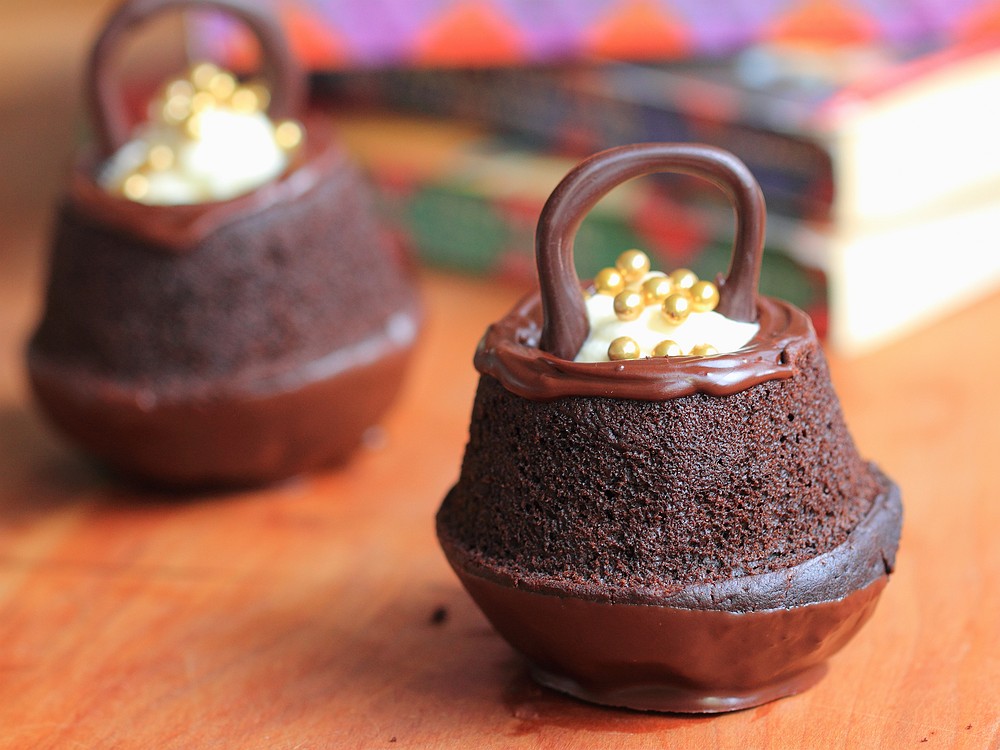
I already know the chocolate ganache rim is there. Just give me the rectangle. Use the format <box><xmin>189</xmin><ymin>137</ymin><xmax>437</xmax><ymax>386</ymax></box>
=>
<box><xmin>440</xmin><ymin>465</ymin><xmax>901</xmax><ymax>612</ymax></box>
<box><xmin>67</xmin><ymin>115</ymin><xmax>344</xmax><ymax>253</ymax></box>
<box><xmin>475</xmin><ymin>289</ymin><xmax>814</xmax><ymax>401</ymax></box>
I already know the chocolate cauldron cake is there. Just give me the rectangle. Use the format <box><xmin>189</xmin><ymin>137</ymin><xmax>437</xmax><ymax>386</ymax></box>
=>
<box><xmin>27</xmin><ymin>0</ymin><xmax>420</xmax><ymax>488</ymax></box>
<box><xmin>437</xmin><ymin>144</ymin><xmax>901</xmax><ymax>713</ymax></box>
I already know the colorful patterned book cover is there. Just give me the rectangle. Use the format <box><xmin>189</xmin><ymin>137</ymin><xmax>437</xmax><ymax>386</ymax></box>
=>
<box><xmin>318</xmin><ymin>61</ymin><xmax>838</xmax><ymax>221</ymax></box>
<box><xmin>202</xmin><ymin>0</ymin><xmax>1000</xmax><ymax>69</ymax></box>
<box><xmin>331</xmin><ymin>113</ymin><xmax>829</xmax><ymax>333</ymax></box>
<box><xmin>319</xmin><ymin>26</ymin><xmax>1000</xmax><ymax>226</ymax></box>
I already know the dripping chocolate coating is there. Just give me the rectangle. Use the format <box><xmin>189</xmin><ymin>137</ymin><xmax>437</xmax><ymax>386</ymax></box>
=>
<box><xmin>69</xmin><ymin>116</ymin><xmax>338</xmax><ymax>253</ymax></box>
<box><xmin>476</xmin><ymin>292</ymin><xmax>810</xmax><ymax>401</ymax></box>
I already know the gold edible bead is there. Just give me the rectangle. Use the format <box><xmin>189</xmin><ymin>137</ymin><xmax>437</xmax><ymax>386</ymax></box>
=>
<box><xmin>190</xmin><ymin>62</ymin><xmax>221</xmax><ymax>90</ymax></box>
<box><xmin>164</xmin><ymin>79</ymin><xmax>194</xmax><ymax>102</ymax></box>
<box><xmin>161</xmin><ymin>95</ymin><xmax>191</xmax><ymax>124</ymax></box>
<box><xmin>147</xmin><ymin>144</ymin><xmax>174</xmax><ymax>171</ymax></box>
<box><xmin>690</xmin><ymin>343</ymin><xmax>719</xmax><ymax>357</ymax></box>
<box><xmin>669</xmin><ymin>267</ymin><xmax>698</xmax><ymax>290</ymax></box>
<box><xmin>641</xmin><ymin>274</ymin><xmax>672</xmax><ymax>305</ymax></box>
<box><xmin>275</xmin><ymin>119</ymin><xmax>304</xmax><ymax>150</ymax></box>
<box><xmin>615</xmin><ymin>249</ymin><xmax>651</xmax><ymax>283</ymax></box>
<box><xmin>208</xmin><ymin>71</ymin><xmax>237</xmax><ymax>101</ymax></box>
<box><xmin>230</xmin><ymin>86</ymin><xmax>261</xmax><ymax>113</ymax></box>
<box><xmin>613</xmin><ymin>290</ymin><xmax>645</xmax><ymax>321</ymax></box>
<box><xmin>662</xmin><ymin>292</ymin><xmax>692</xmax><ymax>325</ymax></box>
<box><xmin>184</xmin><ymin>113</ymin><xmax>203</xmax><ymax>139</ymax></box>
<box><xmin>593</xmin><ymin>267</ymin><xmax>626</xmax><ymax>295</ymax></box>
<box><xmin>652</xmin><ymin>339</ymin><xmax>684</xmax><ymax>357</ymax></box>
<box><xmin>121</xmin><ymin>173</ymin><xmax>149</xmax><ymax>201</ymax></box>
<box><xmin>689</xmin><ymin>280</ymin><xmax>720</xmax><ymax>313</ymax></box>
<box><xmin>190</xmin><ymin>90</ymin><xmax>216</xmax><ymax>114</ymax></box>
<box><xmin>608</xmin><ymin>336</ymin><xmax>641</xmax><ymax>361</ymax></box>
<box><xmin>248</xmin><ymin>83</ymin><xmax>270</xmax><ymax>111</ymax></box>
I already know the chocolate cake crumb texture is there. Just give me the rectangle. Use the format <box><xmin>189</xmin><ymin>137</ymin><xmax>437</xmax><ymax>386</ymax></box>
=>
<box><xmin>33</xmin><ymin>162</ymin><xmax>412</xmax><ymax>388</ymax></box>
<box><xmin>439</xmin><ymin>337</ymin><xmax>880</xmax><ymax>594</ymax></box>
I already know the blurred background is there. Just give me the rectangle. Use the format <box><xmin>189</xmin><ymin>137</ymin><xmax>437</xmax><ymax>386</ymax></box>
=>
<box><xmin>3</xmin><ymin>0</ymin><xmax>1000</xmax><ymax>355</ymax></box>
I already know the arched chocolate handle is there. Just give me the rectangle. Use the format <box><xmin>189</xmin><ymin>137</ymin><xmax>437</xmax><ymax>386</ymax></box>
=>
<box><xmin>537</xmin><ymin>143</ymin><xmax>766</xmax><ymax>360</ymax></box>
<box><xmin>86</xmin><ymin>0</ymin><xmax>305</xmax><ymax>158</ymax></box>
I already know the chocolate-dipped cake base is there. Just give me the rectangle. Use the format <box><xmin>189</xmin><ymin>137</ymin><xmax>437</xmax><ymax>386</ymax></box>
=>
<box><xmin>436</xmin><ymin>300</ymin><xmax>902</xmax><ymax>711</ymax></box>
<box><xmin>29</xmin><ymin>306</ymin><xmax>418</xmax><ymax>488</ymax></box>
<box><xmin>439</xmin><ymin>473</ymin><xmax>900</xmax><ymax>713</ymax></box>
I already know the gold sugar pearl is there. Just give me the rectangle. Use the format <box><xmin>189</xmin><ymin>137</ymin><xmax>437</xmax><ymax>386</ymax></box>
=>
<box><xmin>190</xmin><ymin>62</ymin><xmax>221</xmax><ymax>91</ymax></box>
<box><xmin>641</xmin><ymin>274</ymin><xmax>672</xmax><ymax>305</ymax></box>
<box><xmin>275</xmin><ymin>120</ymin><xmax>304</xmax><ymax>150</ymax></box>
<box><xmin>208</xmin><ymin>71</ymin><xmax>237</xmax><ymax>101</ymax></box>
<box><xmin>608</xmin><ymin>336</ymin><xmax>641</xmax><ymax>361</ymax></box>
<box><xmin>689</xmin><ymin>280</ymin><xmax>720</xmax><ymax>313</ymax></box>
<box><xmin>593</xmin><ymin>267</ymin><xmax>626</xmax><ymax>295</ymax></box>
<box><xmin>121</xmin><ymin>173</ymin><xmax>149</xmax><ymax>201</ymax></box>
<box><xmin>668</xmin><ymin>267</ymin><xmax>698</xmax><ymax>290</ymax></box>
<box><xmin>613</xmin><ymin>290</ymin><xmax>645</xmax><ymax>321</ymax></box>
<box><xmin>615</xmin><ymin>249</ymin><xmax>651</xmax><ymax>283</ymax></box>
<box><xmin>147</xmin><ymin>144</ymin><xmax>175</xmax><ymax>171</ymax></box>
<box><xmin>230</xmin><ymin>85</ymin><xmax>262</xmax><ymax>114</ymax></box>
<box><xmin>164</xmin><ymin>79</ymin><xmax>194</xmax><ymax>102</ymax></box>
<box><xmin>190</xmin><ymin>90</ymin><xmax>217</xmax><ymax>114</ymax></box>
<box><xmin>184</xmin><ymin>113</ymin><xmax>203</xmax><ymax>139</ymax></box>
<box><xmin>161</xmin><ymin>95</ymin><xmax>192</xmax><ymax>124</ymax></box>
<box><xmin>662</xmin><ymin>292</ymin><xmax>692</xmax><ymax>325</ymax></box>
<box><xmin>690</xmin><ymin>343</ymin><xmax>719</xmax><ymax>357</ymax></box>
<box><xmin>652</xmin><ymin>339</ymin><xmax>684</xmax><ymax>357</ymax></box>
<box><xmin>248</xmin><ymin>83</ymin><xmax>270</xmax><ymax>111</ymax></box>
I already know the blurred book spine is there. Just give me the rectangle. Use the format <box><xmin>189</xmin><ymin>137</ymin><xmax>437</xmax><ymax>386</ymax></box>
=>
<box><xmin>196</xmin><ymin>0</ymin><xmax>1000</xmax><ymax>351</ymax></box>
<box><xmin>331</xmin><ymin>113</ymin><xmax>829</xmax><ymax>333</ymax></box>
<box><xmin>321</xmin><ymin>37</ymin><xmax>1000</xmax><ymax>352</ymax></box>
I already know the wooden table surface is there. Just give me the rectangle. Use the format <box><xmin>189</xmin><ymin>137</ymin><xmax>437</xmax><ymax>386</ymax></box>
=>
<box><xmin>2</xmin><ymin>4</ymin><xmax>999</xmax><ymax>748</ymax></box>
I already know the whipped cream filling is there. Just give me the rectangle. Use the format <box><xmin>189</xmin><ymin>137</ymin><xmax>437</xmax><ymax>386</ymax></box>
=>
<box><xmin>575</xmin><ymin>274</ymin><xmax>760</xmax><ymax>363</ymax></box>
<box><xmin>99</xmin><ymin>108</ymin><xmax>291</xmax><ymax>205</ymax></box>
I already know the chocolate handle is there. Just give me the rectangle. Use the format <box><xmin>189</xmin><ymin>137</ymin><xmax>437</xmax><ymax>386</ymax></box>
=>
<box><xmin>537</xmin><ymin>143</ymin><xmax>766</xmax><ymax>360</ymax></box>
<box><xmin>86</xmin><ymin>0</ymin><xmax>305</xmax><ymax>158</ymax></box>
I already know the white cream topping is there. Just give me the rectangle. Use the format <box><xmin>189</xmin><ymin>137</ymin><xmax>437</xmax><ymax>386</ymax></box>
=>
<box><xmin>99</xmin><ymin>108</ymin><xmax>291</xmax><ymax>205</ymax></box>
<box><xmin>575</xmin><ymin>276</ymin><xmax>760</xmax><ymax>363</ymax></box>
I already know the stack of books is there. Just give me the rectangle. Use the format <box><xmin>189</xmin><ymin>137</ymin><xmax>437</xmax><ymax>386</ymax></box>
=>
<box><xmin>200</xmin><ymin>0</ymin><xmax>1000</xmax><ymax>350</ymax></box>
<box><xmin>322</xmin><ymin>39</ymin><xmax>1000</xmax><ymax>351</ymax></box>
<box><xmin>328</xmin><ymin>111</ymin><xmax>830</xmax><ymax>326</ymax></box>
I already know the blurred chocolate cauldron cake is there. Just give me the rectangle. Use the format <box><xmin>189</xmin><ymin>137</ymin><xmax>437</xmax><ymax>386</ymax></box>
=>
<box><xmin>28</xmin><ymin>0</ymin><xmax>421</xmax><ymax>487</ymax></box>
<box><xmin>437</xmin><ymin>143</ymin><xmax>901</xmax><ymax>713</ymax></box>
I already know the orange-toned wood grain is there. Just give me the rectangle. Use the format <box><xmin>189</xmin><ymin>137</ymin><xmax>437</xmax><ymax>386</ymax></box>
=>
<box><xmin>1</xmin><ymin>5</ymin><xmax>998</xmax><ymax>748</ymax></box>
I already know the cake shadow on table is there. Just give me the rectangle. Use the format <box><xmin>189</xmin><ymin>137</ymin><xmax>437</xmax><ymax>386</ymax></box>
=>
<box><xmin>0</xmin><ymin>405</ymin><xmax>107</xmax><ymax>518</ymax></box>
<box><xmin>0</xmin><ymin>402</ymin><xmax>296</xmax><ymax>518</ymax></box>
